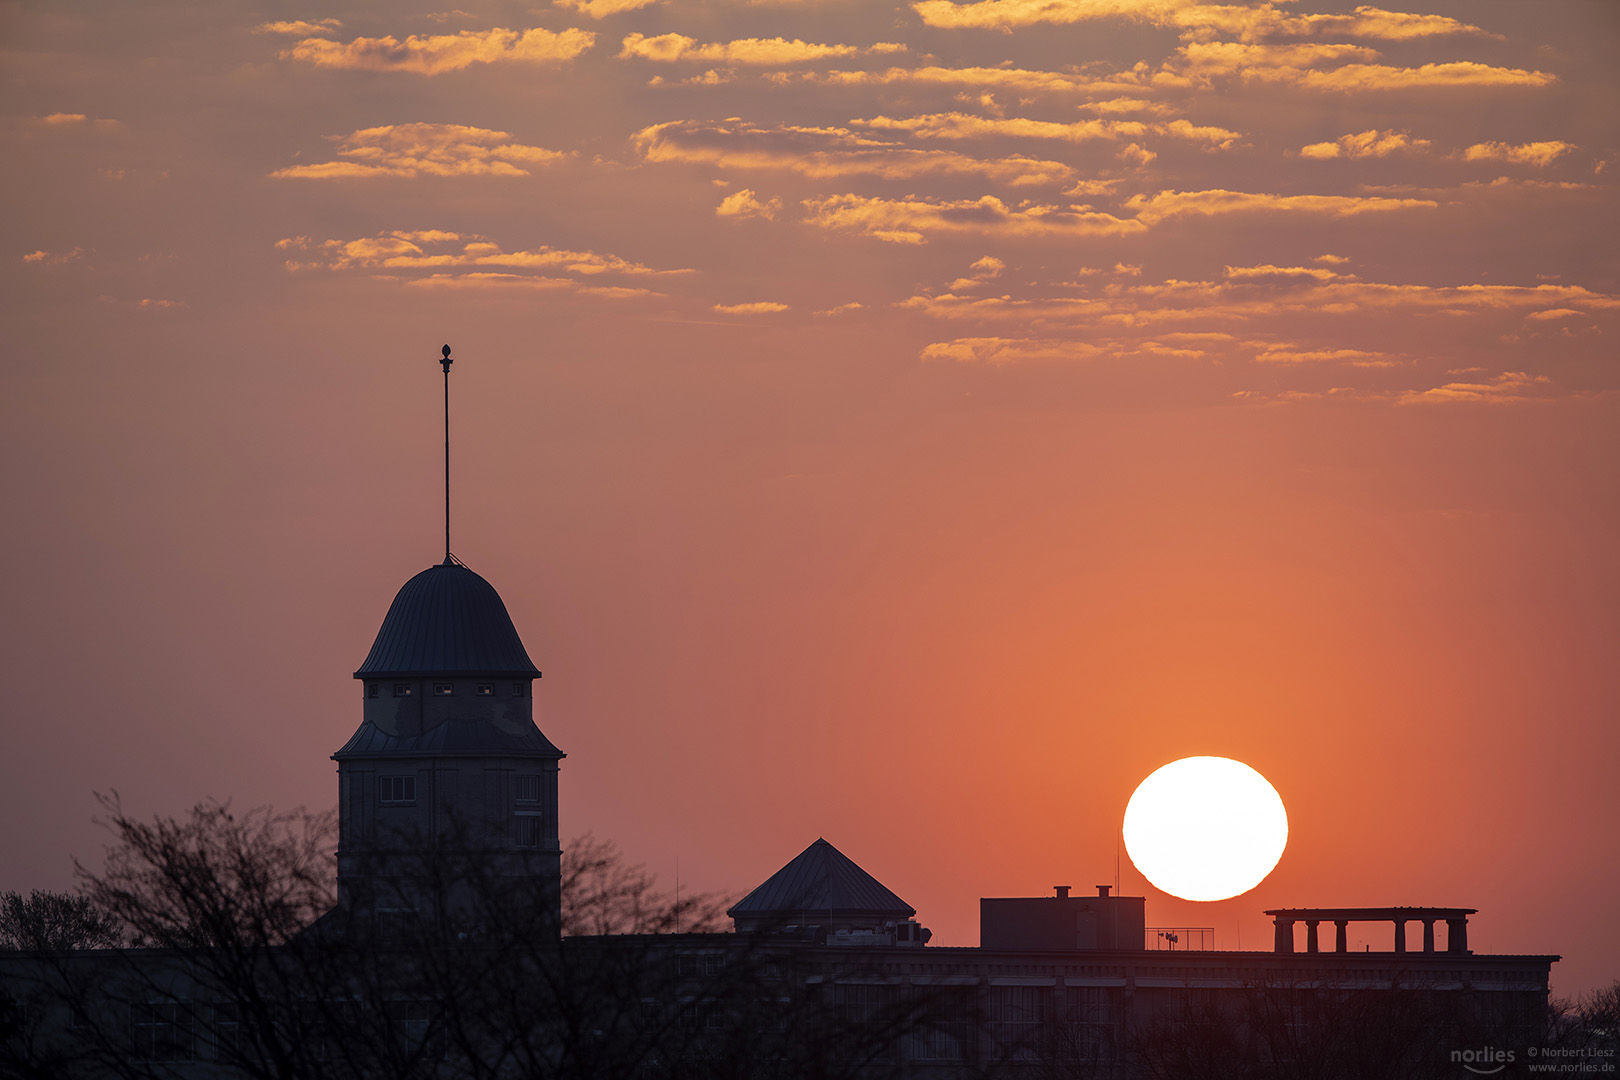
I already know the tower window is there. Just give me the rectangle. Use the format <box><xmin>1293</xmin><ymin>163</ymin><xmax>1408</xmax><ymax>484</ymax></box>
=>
<box><xmin>380</xmin><ymin>776</ymin><xmax>416</xmax><ymax>805</ymax></box>
<box><xmin>516</xmin><ymin>775</ymin><xmax>541</xmax><ymax>802</ymax></box>
<box><xmin>511</xmin><ymin>683</ymin><xmax>524</xmax><ymax>697</ymax></box>
<box><xmin>515</xmin><ymin>814</ymin><xmax>542</xmax><ymax>848</ymax></box>
<box><xmin>476</xmin><ymin>683</ymin><xmax>494</xmax><ymax>696</ymax></box>
<box><xmin>394</xmin><ymin>684</ymin><xmax>413</xmax><ymax>697</ymax></box>
<box><xmin>367</xmin><ymin>683</ymin><xmax>379</xmax><ymax>699</ymax></box>
<box><xmin>432</xmin><ymin>683</ymin><xmax>453</xmax><ymax>696</ymax></box>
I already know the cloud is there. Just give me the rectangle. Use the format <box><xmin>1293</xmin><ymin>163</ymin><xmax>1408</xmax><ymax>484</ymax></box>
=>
<box><xmin>946</xmin><ymin>254</ymin><xmax>1007</xmax><ymax>289</ymax></box>
<box><xmin>620</xmin><ymin>32</ymin><xmax>899</xmax><ymax>64</ymax></box>
<box><xmin>713</xmin><ymin>300</ymin><xmax>790</xmax><ymax>313</ymax></box>
<box><xmin>910</xmin><ymin>0</ymin><xmax>1487</xmax><ymax>40</ymax></box>
<box><xmin>920</xmin><ymin>337</ymin><xmax>1107</xmax><ymax>365</ymax></box>
<box><xmin>1224</xmin><ymin>264</ymin><xmax>1345</xmax><ymax>283</ymax></box>
<box><xmin>275</xmin><ymin>231</ymin><xmax>691</xmax><ymax>284</ymax></box>
<box><xmin>34</xmin><ymin>112</ymin><xmax>119</xmax><ymax>129</ymax></box>
<box><xmin>1284</xmin><ymin>60</ymin><xmax>1555</xmax><ymax>92</ymax></box>
<box><xmin>556</xmin><ymin>0</ymin><xmax>660</xmax><ymax>16</ymax></box>
<box><xmin>22</xmin><ymin>247</ymin><xmax>85</xmax><ymax>265</ymax></box>
<box><xmin>403</xmin><ymin>273</ymin><xmax>654</xmax><ymax>298</ymax></box>
<box><xmin>284</xmin><ymin>26</ymin><xmax>593</xmax><ymax>74</ymax></box>
<box><xmin>806</xmin><ymin>64</ymin><xmax>1149</xmax><ymax>95</ymax></box>
<box><xmin>1117</xmin><ymin>143</ymin><xmax>1156</xmax><ymax>165</ymax></box>
<box><xmin>853</xmin><ymin>113</ymin><xmax>1241</xmax><ymax>149</ymax></box>
<box><xmin>810</xmin><ymin>41</ymin><xmax>1551</xmax><ymax>104</ymax></box>
<box><xmin>1464</xmin><ymin>141</ymin><xmax>1575</xmax><ymax>167</ymax></box>
<box><xmin>1396</xmin><ymin>371</ymin><xmax>1554</xmax><ymax>405</ymax></box>
<box><xmin>1080</xmin><ymin>97</ymin><xmax>1172</xmax><ymax>116</ymax></box>
<box><xmin>1524</xmin><ymin>308</ymin><xmax>1583</xmax><ymax>321</ymax></box>
<box><xmin>1063</xmin><ymin>179</ymin><xmax>1121</xmax><ymax>196</ymax></box>
<box><xmin>1300</xmin><ymin>129</ymin><xmax>1430</xmax><ymax>159</ymax></box>
<box><xmin>253</xmin><ymin>19</ymin><xmax>342</xmax><ymax>36</ymax></box>
<box><xmin>902</xmin><ymin>273</ymin><xmax>1620</xmax><ymax>338</ymax></box>
<box><xmin>271</xmin><ymin>124</ymin><xmax>567</xmax><ymax>179</ymax></box>
<box><xmin>1125</xmin><ymin>188</ymin><xmax>1436</xmax><ymax>223</ymax></box>
<box><xmin>814</xmin><ymin>301</ymin><xmax>865</xmax><ymax>316</ymax></box>
<box><xmin>633</xmin><ymin>120</ymin><xmax>1074</xmax><ymax>186</ymax></box>
<box><xmin>801</xmin><ymin>186</ymin><xmax>1432</xmax><ymax>244</ymax></box>
<box><xmin>803</xmin><ymin>193</ymin><xmax>1144</xmax><ymax>243</ymax></box>
<box><xmin>716</xmin><ymin>188</ymin><xmax>783</xmax><ymax>219</ymax></box>
<box><xmin>1252</xmin><ymin>345</ymin><xmax>1398</xmax><ymax>366</ymax></box>
<box><xmin>1164</xmin><ymin>41</ymin><xmax>1553</xmax><ymax>91</ymax></box>
<box><xmin>1181</xmin><ymin>5</ymin><xmax>1491</xmax><ymax>42</ymax></box>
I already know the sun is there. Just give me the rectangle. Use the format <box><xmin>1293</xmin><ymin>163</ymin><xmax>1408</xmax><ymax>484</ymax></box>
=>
<box><xmin>1122</xmin><ymin>756</ymin><xmax>1288</xmax><ymax>902</ymax></box>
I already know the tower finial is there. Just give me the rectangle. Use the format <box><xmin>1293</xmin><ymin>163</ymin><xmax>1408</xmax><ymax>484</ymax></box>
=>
<box><xmin>441</xmin><ymin>344</ymin><xmax>452</xmax><ymax>563</ymax></box>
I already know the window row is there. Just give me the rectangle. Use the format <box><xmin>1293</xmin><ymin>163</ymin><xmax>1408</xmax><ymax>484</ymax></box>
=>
<box><xmin>375</xmin><ymin>775</ymin><xmax>543</xmax><ymax>808</ymax></box>
<box><xmin>366</xmin><ymin>682</ymin><xmax>525</xmax><ymax>699</ymax></box>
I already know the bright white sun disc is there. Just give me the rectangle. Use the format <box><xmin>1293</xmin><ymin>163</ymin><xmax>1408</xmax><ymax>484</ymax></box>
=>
<box><xmin>1122</xmin><ymin>756</ymin><xmax>1288</xmax><ymax>902</ymax></box>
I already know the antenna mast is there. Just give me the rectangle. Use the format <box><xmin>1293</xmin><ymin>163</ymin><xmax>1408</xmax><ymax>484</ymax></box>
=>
<box><xmin>440</xmin><ymin>344</ymin><xmax>452</xmax><ymax>562</ymax></box>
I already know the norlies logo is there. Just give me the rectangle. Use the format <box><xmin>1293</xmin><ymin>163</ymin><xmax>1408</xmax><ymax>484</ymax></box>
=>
<box><xmin>1453</xmin><ymin>1045</ymin><xmax>1516</xmax><ymax>1075</ymax></box>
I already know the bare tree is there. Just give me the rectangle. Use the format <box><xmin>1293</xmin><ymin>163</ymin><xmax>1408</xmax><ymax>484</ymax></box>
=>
<box><xmin>2</xmin><ymin>798</ymin><xmax>950</xmax><ymax>1080</ymax></box>
<box><xmin>0</xmin><ymin>891</ymin><xmax>121</xmax><ymax>952</ymax></box>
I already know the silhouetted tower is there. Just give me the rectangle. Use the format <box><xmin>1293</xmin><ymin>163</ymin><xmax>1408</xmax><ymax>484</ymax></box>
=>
<box><xmin>332</xmin><ymin>345</ymin><xmax>564</xmax><ymax>929</ymax></box>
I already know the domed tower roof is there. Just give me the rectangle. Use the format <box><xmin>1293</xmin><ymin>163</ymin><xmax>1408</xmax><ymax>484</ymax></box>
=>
<box><xmin>354</xmin><ymin>559</ymin><xmax>541</xmax><ymax>679</ymax></box>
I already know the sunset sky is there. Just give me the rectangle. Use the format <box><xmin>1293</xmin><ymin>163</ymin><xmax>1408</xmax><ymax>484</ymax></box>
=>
<box><xmin>3</xmin><ymin>0</ymin><xmax>1617</xmax><ymax>993</ymax></box>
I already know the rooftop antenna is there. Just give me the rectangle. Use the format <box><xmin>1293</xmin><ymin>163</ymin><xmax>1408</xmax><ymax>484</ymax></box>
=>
<box><xmin>440</xmin><ymin>344</ymin><xmax>453</xmax><ymax>564</ymax></box>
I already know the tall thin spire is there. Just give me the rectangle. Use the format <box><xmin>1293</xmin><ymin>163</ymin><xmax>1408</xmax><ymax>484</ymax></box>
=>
<box><xmin>440</xmin><ymin>343</ymin><xmax>453</xmax><ymax>563</ymax></box>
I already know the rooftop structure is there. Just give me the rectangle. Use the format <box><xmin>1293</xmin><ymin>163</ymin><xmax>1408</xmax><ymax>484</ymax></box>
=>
<box><xmin>727</xmin><ymin>838</ymin><xmax>919</xmax><ymax>937</ymax></box>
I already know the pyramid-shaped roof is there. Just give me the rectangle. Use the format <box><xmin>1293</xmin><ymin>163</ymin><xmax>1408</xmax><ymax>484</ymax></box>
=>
<box><xmin>727</xmin><ymin>839</ymin><xmax>915</xmax><ymax>924</ymax></box>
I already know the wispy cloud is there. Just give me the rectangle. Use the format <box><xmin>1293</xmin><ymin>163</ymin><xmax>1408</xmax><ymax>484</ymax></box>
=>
<box><xmin>713</xmin><ymin>300</ymin><xmax>790</xmax><ymax>313</ymax></box>
<box><xmin>275</xmin><ymin>231</ymin><xmax>691</xmax><ymax>288</ymax></box>
<box><xmin>946</xmin><ymin>255</ymin><xmax>1006</xmax><ymax>290</ymax></box>
<box><xmin>271</xmin><ymin>124</ymin><xmax>567</xmax><ymax>179</ymax></box>
<box><xmin>1167</xmin><ymin>41</ymin><xmax>1553</xmax><ymax>91</ymax></box>
<box><xmin>284</xmin><ymin>26</ymin><xmax>593</xmax><ymax>74</ymax></box>
<box><xmin>801</xmin><ymin>64</ymin><xmax>1150</xmax><ymax>95</ymax></box>
<box><xmin>853</xmin><ymin>113</ymin><xmax>1241</xmax><ymax>149</ymax></box>
<box><xmin>1124</xmin><ymin>188</ymin><xmax>1436</xmax><ymax>223</ymax></box>
<box><xmin>1464</xmin><ymin>141</ymin><xmax>1575</xmax><ymax>167</ymax></box>
<box><xmin>902</xmin><ymin>271</ymin><xmax>1620</xmax><ymax>334</ymax></box>
<box><xmin>801</xmin><ymin>187</ymin><xmax>1431</xmax><ymax>243</ymax></box>
<box><xmin>815</xmin><ymin>301</ymin><xmax>865</xmax><ymax>316</ymax></box>
<box><xmin>634</xmin><ymin>120</ymin><xmax>1073</xmax><ymax>186</ymax></box>
<box><xmin>33</xmin><ymin>112</ymin><xmax>120</xmax><ymax>129</ymax></box>
<box><xmin>556</xmin><ymin>0</ymin><xmax>661</xmax><ymax>17</ymax></box>
<box><xmin>920</xmin><ymin>337</ymin><xmax>1107</xmax><ymax>365</ymax></box>
<box><xmin>22</xmin><ymin>247</ymin><xmax>86</xmax><ymax>265</ymax></box>
<box><xmin>803</xmin><ymin>194</ymin><xmax>1144</xmax><ymax>243</ymax></box>
<box><xmin>620</xmin><ymin>33</ymin><xmax>901</xmax><ymax>64</ymax></box>
<box><xmin>1396</xmin><ymin>371</ymin><xmax>1554</xmax><ymax>405</ymax></box>
<box><xmin>1300</xmin><ymin>129</ymin><xmax>1430</xmax><ymax>159</ymax></box>
<box><xmin>253</xmin><ymin>18</ymin><xmax>342</xmax><ymax>36</ymax></box>
<box><xmin>911</xmin><ymin>0</ymin><xmax>1487</xmax><ymax>41</ymax></box>
<box><xmin>716</xmin><ymin>188</ymin><xmax>783</xmax><ymax>220</ymax></box>
<box><xmin>402</xmin><ymin>273</ymin><xmax>654</xmax><ymax>298</ymax></box>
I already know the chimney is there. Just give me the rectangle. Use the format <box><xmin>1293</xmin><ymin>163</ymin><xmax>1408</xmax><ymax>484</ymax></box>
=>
<box><xmin>1097</xmin><ymin>885</ymin><xmax>1111</xmax><ymax>897</ymax></box>
<box><xmin>1054</xmin><ymin>885</ymin><xmax>1071</xmax><ymax>899</ymax></box>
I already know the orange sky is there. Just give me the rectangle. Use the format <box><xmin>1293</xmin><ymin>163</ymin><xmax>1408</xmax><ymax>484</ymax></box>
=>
<box><xmin>3</xmin><ymin>0</ymin><xmax>1617</xmax><ymax>994</ymax></box>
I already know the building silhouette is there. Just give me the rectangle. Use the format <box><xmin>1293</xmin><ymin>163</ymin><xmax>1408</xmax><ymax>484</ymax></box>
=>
<box><xmin>0</xmin><ymin>354</ymin><xmax>1569</xmax><ymax>1074</ymax></box>
<box><xmin>336</xmin><ymin>558</ymin><xmax>563</xmax><ymax>929</ymax></box>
